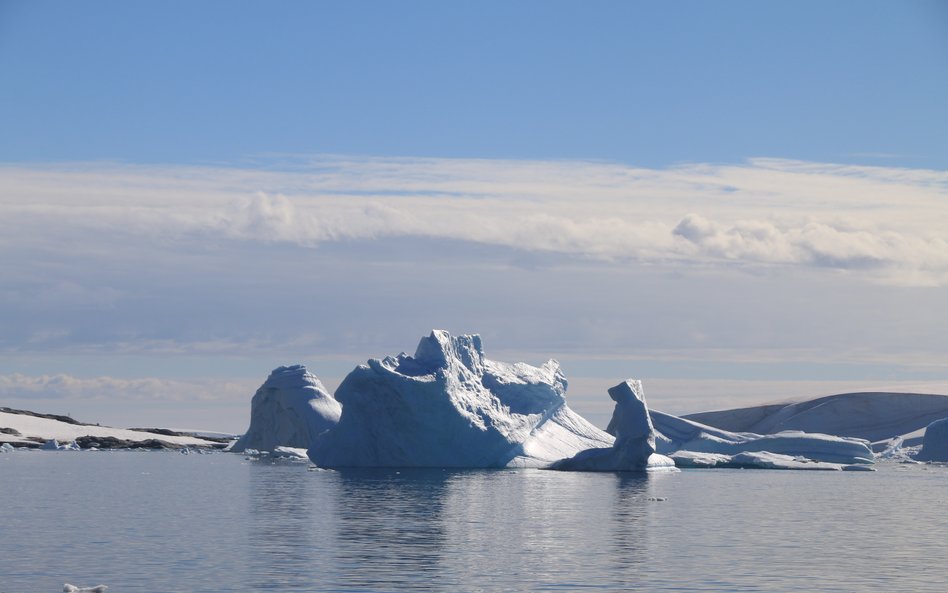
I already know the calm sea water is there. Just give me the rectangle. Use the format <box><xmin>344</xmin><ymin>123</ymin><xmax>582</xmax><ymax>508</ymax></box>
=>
<box><xmin>1</xmin><ymin>452</ymin><xmax>946</xmax><ymax>593</ymax></box>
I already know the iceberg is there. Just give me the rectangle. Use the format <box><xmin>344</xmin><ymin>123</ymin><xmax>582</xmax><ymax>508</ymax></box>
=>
<box><xmin>551</xmin><ymin>380</ymin><xmax>675</xmax><ymax>472</ymax></box>
<box><xmin>650</xmin><ymin>410</ymin><xmax>874</xmax><ymax>466</ymax></box>
<box><xmin>916</xmin><ymin>417</ymin><xmax>948</xmax><ymax>462</ymax></box>
<box><xmin>309</xmin><ymin>330</ymin><xmax>612</xmax><ymax>468</ymax></box>
<box><xmin>232</xmin><ymin>365</ymin><xmax>341</xmax><ymax>453</ymax></box>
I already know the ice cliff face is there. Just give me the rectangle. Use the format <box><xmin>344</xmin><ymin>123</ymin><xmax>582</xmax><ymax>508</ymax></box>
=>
<box><xmin>308</xmin><ymin>330</ymin><xmax>612</xmax><ymax>468</ymax></box>
<box><xmin>232</xmin><ymin>365</ymin><xmax>341</xmax><ymax>453</ymax></box>
<box><xmin>551</xmin><ymin>380</ymin><xmax>675</xmax><ymax>471</ymax></box>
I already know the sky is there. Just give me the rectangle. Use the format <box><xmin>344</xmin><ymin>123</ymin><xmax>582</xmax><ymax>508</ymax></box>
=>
<box><xmin>1</xmin><ymin>1</ymin><xmax>947</xmax><ymax>432</ymax></box>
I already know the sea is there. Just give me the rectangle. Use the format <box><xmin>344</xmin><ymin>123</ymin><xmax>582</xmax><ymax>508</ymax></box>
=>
<box><xmin>1</xmin><ymin>451</ymin><xmax>946</xmax><ymax>593</ymax></box>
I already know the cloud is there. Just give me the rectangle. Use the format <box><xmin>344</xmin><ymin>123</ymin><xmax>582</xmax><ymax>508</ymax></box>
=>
<box><xmin>1</xmin><ymin>155</ymin><xmax>947</xmax><ymax>285</ymax></box>
<box><xmin>0</xmin><ymin>373</ymin><xmax>256</xmax><ymax>403</ymax></box>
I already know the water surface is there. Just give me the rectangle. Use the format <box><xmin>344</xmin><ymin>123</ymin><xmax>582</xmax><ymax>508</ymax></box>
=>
<box><xmin>1</xmin><ymin>452</ymin><xmax>945</xmax><ymax>592</ymax></box>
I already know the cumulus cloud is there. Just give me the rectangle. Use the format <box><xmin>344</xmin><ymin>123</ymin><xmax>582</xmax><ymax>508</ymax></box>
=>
<box><xmin>1</xmin><ymin>155</ymin><xmax>946</xmax><ymax>285</ymax></box>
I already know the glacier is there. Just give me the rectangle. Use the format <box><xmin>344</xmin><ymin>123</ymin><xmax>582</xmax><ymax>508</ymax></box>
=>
<box><xmin>683</xmin><ymin>392</ymin><xmax>948</xmax><ymax>450</ymax></box>
<box><xmin>232</xmin><ymin>365</ymin><xmax>341</xmax><ymax>453</ymax></box>
<box><xmin>308</xmin><ymin>330</ymin><xmax>613</xmax><ymax>468</ymax></box>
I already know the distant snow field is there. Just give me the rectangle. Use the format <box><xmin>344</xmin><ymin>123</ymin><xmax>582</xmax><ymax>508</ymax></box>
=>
<box><xmin>0</xmin><ymin>408</ymin><xmax>229</xmax><ymax>450</ymax></box>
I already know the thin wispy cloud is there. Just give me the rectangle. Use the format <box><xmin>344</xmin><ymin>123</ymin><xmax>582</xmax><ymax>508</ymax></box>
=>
<box><xmin>0</xmin><ymin>373</ymin><xmax>256</xmax><ymax>403</ymax></box>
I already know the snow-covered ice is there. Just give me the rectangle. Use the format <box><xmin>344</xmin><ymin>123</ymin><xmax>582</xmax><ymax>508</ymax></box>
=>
<box><xmin>684</xmin><ymin>392</ymin><xmax>948</xmax><ymax>444</ymax></box>
<box><xmin>669</xmin><ymin>450</ymin><xmax>873</xmax><ymax>471</ymax></box>
<box><xmin>231</xmin><ymin>365</ymin><xmax>341</xmax><ymax>453</ymax></box>
<box><xmin>309</xmin><ymin>330</ymin><xmax>613</xmax><ymax>468</ymax></box>
<box><xmin>551</xmin><ymin>380</ymin><xmax>675</xmax><ymax>472</ymax></box>
<box><xmin>651</xmin><ymin>410</ymin><xmax>874</xmax><ymax>465</ymax></box>
<box><xmin>916</xmin><ymin>417</ymin><xmax>948</xmax><ymax>462</ymax></box>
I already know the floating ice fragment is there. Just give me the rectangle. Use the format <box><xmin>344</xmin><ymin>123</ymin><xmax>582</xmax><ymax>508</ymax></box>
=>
<box><xmin>41</xmin><ymin>439</ymin><xmax>81</xmax><ymax>451</ymax></box>
<box><xmin>63</xmin><ymin>584</ymin><xmax>108</xmax><ymax>593</ymax></box>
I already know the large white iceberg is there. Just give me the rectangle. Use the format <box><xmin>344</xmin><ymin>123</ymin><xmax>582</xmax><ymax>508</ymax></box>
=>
<box><xmin>308</xmin><ymin>330</ymin><xmax>612</xmax><ymax>468</ymax></box>
<box><xmin>232</xmin><ymin>365</ymin><xmax>341</xmax><ymax>453</ymax></box>
<box><xmin>650</xmin><ymin>410</ymin><xmax>874</xmax><ymax>466</ymax></box>
<box><xmin>551</xmin><ymin>380</ymin><xmax>674</xmax><ymax>471</ymax></box>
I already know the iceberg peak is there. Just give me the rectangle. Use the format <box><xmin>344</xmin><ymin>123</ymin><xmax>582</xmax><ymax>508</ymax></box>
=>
<box><xmin>412</xmin><ymin>329</ymin><xmax>486</xmax><ymax>375</ymax></box>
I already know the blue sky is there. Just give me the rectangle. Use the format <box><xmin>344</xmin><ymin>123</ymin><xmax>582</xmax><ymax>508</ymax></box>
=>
<box><xmin>3</xmin><ymin>1</ymin><xmax>947</xmax><ymax>167</ymax></box>
<box><xmin>1</xmin><ymin>1</ymin><xmax>947</xmax><ymax>431</ymax></box>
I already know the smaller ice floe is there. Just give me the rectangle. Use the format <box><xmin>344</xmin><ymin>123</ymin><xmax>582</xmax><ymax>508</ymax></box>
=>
<box><xmin>915</xmin><ymin>417</ymin><xmax>948</xmax><ymax>462</ymax></box>
<box><xmin>1</xmin><ymin>442</ymin><xmax>14</xmax><ymax>453</ymax></box>
<box><xmin>242</xmin><ymin>446</ymin><xmax>310</xmax><ymax>461</ymax></box>
<box><xmin>64</xmin><ymin>584</ymin><xmax>108</xmax><ymax>593</ymax></box>
<box><xmin>41</xmin><ymin>439</ymin><xmax>80</xmax><ymax>451</ymax></box>
<box><xmin>874</xmin><ymin>436</ymin><xmax>922</xmax><ymax>464</ymax></box>
<box><xmin>232</xmin><ymin>365</ymin><xmax>341</xmax><ymax>453</ymax></box>
<box><xmin>671</xmin><ymin>450</ymin><xmax>873</xmax><ymax>471</ymax></box>
<box><xmin>551</xmin><ymin>380</ymin><xmax>675</xmax><ymax>472</ymax></box>
<box><xmin>651</xmin><ymin>410</ymin><xmax>874</xmax><ymax>466</ymax></box>
<box><xmin>270</xmin><ymin>446</ymin><xmax>310</xmax><ymax>460</ymax></box>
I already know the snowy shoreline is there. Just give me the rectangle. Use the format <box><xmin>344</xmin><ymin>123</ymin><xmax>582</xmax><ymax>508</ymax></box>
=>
<box><xmin>0</xmin><ymin>407</ymin><xmax>232</xmax><ymax>451</ymax></box>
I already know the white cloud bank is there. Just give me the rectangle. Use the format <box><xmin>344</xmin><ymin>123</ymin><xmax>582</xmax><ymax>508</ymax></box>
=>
<box><xmin>2</xmin><ymin>155</ymin><xmax>946</xmax><ymax>285</ymax></box>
